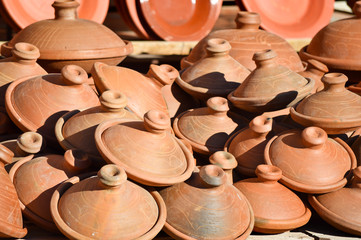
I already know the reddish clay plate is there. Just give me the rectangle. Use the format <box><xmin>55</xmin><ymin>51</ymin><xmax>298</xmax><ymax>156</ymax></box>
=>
<box><xmin>1</xmin><ymin>0</ymin><xmax>109</xmax><ymax>30</ymax></box>
<box><xmin>237</xmin><ymin>0</ymin><xmax>334</xmax><ymax>38</ymax></box>
<box><xmin>137</xmin><ymin>0</ymin><xmax>223</xmax><ymax>41</ymax></box>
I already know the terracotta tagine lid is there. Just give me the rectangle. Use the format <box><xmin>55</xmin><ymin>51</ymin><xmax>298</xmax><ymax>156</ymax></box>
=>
<box><xmin>160</xmin><ymin>164</ymin><xmax>254</xmax><ymax>240</ymax></box>
<box><xmin>173</xmin><ymin>97</ymin><xmax>247</xmax><ymax>155</ymax></box>
<box><xmin>95</xmin><ymin>109</ymin><xmax>195</xmax><ymax>186</ymax></box>
<box><xmin>3</xmin><ymin>0</ymin><xmax>132</xmax><ymax>73</ymax></box>
<box><xmin>0</xmin><ymin>42</ymin><xmax>47</xmax><ymax>107</ymax></box>
<box><xmin>5</xmin><ymin>65</ymin><xmax>100</xmax><ymax>145</ymax></box>
<box><xmin>55</xmin><ymin>90</ymin><xmax>138</xmax><ymax>167</ymax></box>
<box><xmin>209</xmin><ymin>151</ymin><xmax>238</xmax><ymax>184</ymax></box>
<box><xmin>176</xmin><ymin>38</ymin><xmax>250</xmax><ymax>101</ymax></box>
<box><xmin>298</xmin><ymin>59</ymin><xmax>329</xmax><ymax>93</ymax></box>
<box><xmin>181</xmin><ymin>11</ymin><xmax>304</xmax><ymax>72</ymax></box>
<box><xmin>309</xmin><ymin>166</ymin><xmax>361</xmax><ymax>236</ymax></box>
<box><xmin>290</xmin><ymin>73</ymin><xmax>361</xmax><ymax>134</ymax></box>
<box><xmin>50</xmin><ymin>164</ymin><xmax>166</xmax><ymax>239</ymax></box>
<box><xmin>299</xmin><ymin>2</ymin><xmax>361</xmax><ymax>71</ymax></box>
<box><xmin>92</xmin><ymin>62</ymin><xmax>178</xmax><ymax>119</ymax></box>
<box><xmin>9</xmin><ymin>149</ymin><xmax>91</xmax><ymax>231</ymax></box>
<box><xmin>225</xmin><ymin>115</ymin><xmax>273</xmax><ymax>177</ymax></box>
<box><xmin>228</xmin><ymin>49</ymin><xmax>314</xmax><ymax>113</ymax></box>
<box><xmin>234</xmin><ymin>164</ymin><xmax>311</xmax><ymax>233</ymax></box>
<box><xmin>264</xmin><ymin>126</ymin><xmax>357</xmax><ymax>194</ymax></box>
<box><xmin>0</xmin><ymin>144</ymin><xmax>27</xmax><ymax>238</ymax></box>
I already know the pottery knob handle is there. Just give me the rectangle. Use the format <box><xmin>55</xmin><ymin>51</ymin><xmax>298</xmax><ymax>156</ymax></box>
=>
<box><xmin>207</xmin><ymin>97</ymin><xmax>229</xmax><ymax>116</ymax></box>
<box><xmin>63</xmin><ymin>149</ymin><xmax>91</xmax><ymax>171</ymax></box>
<box><xmin>12</xmin><ymin>43</ymin><xmax>40</xmax><ymax>61</ymax></box>
<box><xmin>321</xmin><ymin>73</ymin><xmax>348</xmax><ymax>92</ymax></box>
<box><xmin>235</xmin><ymin>11</ymin><xmax>261</xmax><ymax>30</ymax></box>
<box><xmin>252</xmin><ymin>49</ymin><xmax>277</xmax><ymax>68</ymax></box>
<box><xmin>144</xmin><ymin>110</ymin><xmax>170</xmax><ymax>134</ymax></box>
<box><xmin>61</xmin><ymin>65</ymin><xmax>87</xmax><ymax>85</ymax></box>
<box><xmin>206</xmin><ymin>38</ymin><xmax>231</xmax><ymax>56</ymax></box>
<box><xmin>0</xmin><ymin>144</ymin><xmax>14</xmax><ymax>165</ymax></box>
<box><xmin>100</xmin><ymin>90</ymin><xmax>127</xmax><ymax>112</ymax></box>
<box><xmin>255</xmin><ymin>164</ymin><xmax>282</xmax><ymax>182</ymax></box>
<box><xmin>199</xmin><ymin>165</ymin><xmax>227</xmax><ymax>187</ymax></box>
<box><xmin>209</xmin><ymin>151</ymin><xmax>237</xmax><ymax>170</ymax></box>
<box><xmin>353</xmin><ymin>1</ymin><xmax>361</xmax><ymax>17</ymax></box>
<box><xmin>98</xmin><ymin>164</ymin><xmax>127</xmax><ymax>188</ymax></box>
<box><xmin>147</xmin><ymin>64</ymin><xmax>178</xmax><ymax>86</ymax></box>
<box><xmin>301</xmin><ymin>127</ymin><xmax>327</xmax><ymax>149</ymax></box>
<box><xmin>17</xmin><ymin>132</ymin><xmax>43</xmax><ymax>154</ymax></box>
<box><xmin>249</xmin><ymin>115</ymin><xmax>273</xmax><ymax>135</ymax></box>
<box><xmin>52</xmin><ymin>0</ymin><xmax>79</xmax><ymax>20</ymax></box>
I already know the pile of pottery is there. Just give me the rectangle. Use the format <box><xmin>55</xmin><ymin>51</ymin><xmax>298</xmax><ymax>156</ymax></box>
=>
<box><xmin>2</xmin><ymin>0</ymin><xmax>361</xmax><ymax>239</ymax></box>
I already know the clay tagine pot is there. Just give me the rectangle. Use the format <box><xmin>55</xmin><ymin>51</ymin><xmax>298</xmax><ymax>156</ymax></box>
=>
<box><xmin>298</xmin><ymin>59</ymin><xmax>329</xmax><ymax>93</ymax></box>
<box><xmin>181</xmin><ymin>11</ymin><xmax>304</xmax><ymax>72</ymax></box>
<box><xmin>55</xmin><ymin>90</ymin><xmax>138</xmax><ymax>167</ymax></box>
<box><xmin>0</xmin><ymin>144</ymin><xmax>27</xmax><ymax>238</ymax></box>
<box><xmin>8</xmin><ymin>149</ymin><xmax>91</xmax><ymax>231</ymax></box>
<box><xmin>176</xmin><ymin>38</ymin><xmax>250</xmax><ymax>101</ymax></box>
<box><xmin>2</xmin><ymin>0</ymin><xmax>132</xmax><ymax>73</ymax></box>
<box><xmin>309</xmin><ymin>166</ymin><xmax>361</xmax><ymax>236</ymax></box>
<box><xmin>209</xmin><ymin>151</ymin><xmax>238</xmax><ymax>184</ymax></box>
<box><xmin>173</xmin><ymin>96</ymin><xmax>247</xmax><ymax>156</ymax></box>
<box><xmin>95</xmin><ymin>109</ymin><xmax>195</xmax><ymax>186</ymax></box>
<box><xmin>5</xmin><ymin>64</ymin><xmax>100</xmax><ymax>145</ymax></box>
<box><xmin>0</xmin><ymin>42</ymin><xmax>47</xmax><ymax>107</ymax></box>
<box><xmin>160</xmin><ymin>164</ymin><xmax>254</xmax><ymax>240</ymax></box>
<box><xmin>290</xmin><ymin>73</ymin><xmax>361</xmax><ymax>134</ymax></box>
<box><xmin>92</xmin><ymin>62</ymin><xmax>178</xmax><ymax>119</ymax></box>
<box><xmin>50</xmin><ymin>164</ymin><xmax>166</xmax><ymax>239</ymax></box>
<box><xmin>224</xmin><ymin>115</ymin><xmax>273</xmax><ymax>177</ymax></box>
<box><xmin>264</xmin><ymin>126</ymin><xmax>357</xmax><ymax>194</ymax></box>
<box><xmin>228</xmin><ymin>49</ymin><xmax>314</xmax><ymax>113</ymax></box>
<box><xmin>234</xmin><ymin>164</ymin><xmax>311</xmax><ymax>233</ymax></box>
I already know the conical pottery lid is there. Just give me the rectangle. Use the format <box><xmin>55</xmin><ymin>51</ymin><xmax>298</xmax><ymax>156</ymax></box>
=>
<box><xmin>51</xmin><ymin>164</ymin><xmax>165</xmax><ymax>239</ymax></box>
<box><xmin>95</xmin><ymin>109</ymin><xmax>195</xmax><ymax>186</ymax></box>
<box><xmin>177</xmin><ymin>38</ymin><xmax>250</xmax><ymax>100</ymax></box>
<box><xmin>9</xmin><ymin>150</ymin><xmax>91</xmax><ymax>230</ymax></box>
<box><xmin>234</xmin><ymin>165</ymin><xmax>311</xmax><ymax>234</ymax></box>
<box><xmin>92</xmin><ymin>62</ymin><xmax>178</xmax><ymax>119</ymax></box>
<box><xmin>5</xmin><ymin>65</ymin><xmax>100</xmax><ymax>144</ymax></box>
<box><xmin>173</xmin><ymin>97</ymin><xmax>245</xmax><ymax>155</ymax></box>
<box><xmin>299</xmin><ymin>2</ymin><xmax>361</xmax><ymax>70</ymax></box>
<box><xmin>264</xmin><ymin>126</ymin><xmax>357</xmax><ymax>193</ymax></box>
<box><xmin>56</xmin><ymin>90</ymin><xmax>138</xmax><ymax>159</ymax></box>
<box><xmin>182</xmin><ymin>11</ymin><xmax>304</xmax><ymax>72</ymax></box>
<box><xmin>160</xmin><ymin>164</ymin><xmax>254</xmax><ymax>240</ymax></box>
<box><xmin>309</xmin><ymin>167</ymin><xmax>361</xmax><ymax>236</ymax></box>
<box><xmin>290</xmin><ymin>73</ymin><xmax>361</xmax><ymax>134</ymax></box>
<box><xmin>228</xmin><ymin>49</ymin><xmax>314</xmax><ymax>113</ymax></box>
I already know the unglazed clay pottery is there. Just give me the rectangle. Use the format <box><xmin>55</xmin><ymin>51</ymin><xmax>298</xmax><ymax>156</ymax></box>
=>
<box><xmin>298</xmin><ymin>59</ymin><xmax>329</xmax><ymax>93</ymax></box>
<box><xmin>225</xmin><ymin>115</ymin><xmax>273</xmax><ymax>177</ymax></box>
<box><xmin>348</xmin><ymin>80</ymin><xmax>361</xmax><ymax>96</ymax></box>
<box><xmin>181</xmin><ymin>11</ymin><xmax>304</xmax><ymax>72</ymax></box>
<box><xmin>234</xmin><ymin>164</ymin><xmax>311</xmax><ymax>233</ymax></box>
<box><xmin>55</xmin><ymin>90</ymin><xmax>138</xmax><ymax>167</ymax></box>
<box><xmin>264</xmin><ymin>126</ymin><xmax>357</xmax><ymax>194</ymax></box>
<box><xmin>9</xmin><ymin>149</ymin><xmax>91</xmax><ymax>231</ymax></box>
<box><xmin>92</xmin><ymin>62</ymin><xmax>178</xmax><ymax>119</ymax></box>
<box><xmin>0</xmin><ymin>144</ymin><xmax>27</xmax><ymax>238</ymax></box>
<box><xmin>5</xmin><ymin>65</ymin><xmax>100</xmax><ymax>145</ymax></box>
<box><xmin>0</xmin><ymin>42</ymin><xmax>47</xmax><ymax>107</ymax></box>
<box><xmin>173</xmin><ymin>97</ymin><xmax>247</xmax><ymax>155</ymax></box>
<box><xmin>3</xmin><ymin>0</ymin><xmax>132</xmax><ymax>73</ymax></box>
<box><xmin>160</xmin><ymin>164</ymin><xmax>254</xmax><ymax>240</ymax></box>
<box><xmin>290</xmin><ymin>73</ymin><xmax>361</xmax><ymax>134</ymax></box>
<box><xmin>176</xmin><ymin>38</ymin><xmax>250</xmax><ymax>101</ymax></box>
<box><xmin>50</xmin><ymin>164</ymin><xmax>166</xmax><ymax>239</ymax></box>
<box><xmin>309</xmin><ymin>166</ymin><xmax>361</xmax><ymax>236</ymax></box>
<box><xmin>95</xmin><ymin>110</ymin><xmax>195</xmax><ymax>186</ymax></box>
<box><xmin>228</xmin><ymin>49</ymin><xmax>314</xmax><ymax>113</ymax></box>
<box><xmin>209</xmin><ymin>151</ymin><xmax>237</xmax><ymax>184</ymax></box>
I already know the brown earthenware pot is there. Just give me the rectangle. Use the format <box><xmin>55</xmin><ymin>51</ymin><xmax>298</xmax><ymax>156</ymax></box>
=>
<box><xmin>181</xmin><ymin>11</ymin><xmax>304</xmax><ymax>72</ymax></box>
<box><xmin>5</xmin><ymin>65</ymin><xmax>100</xmax><ymax>145</ymax></box>
<box><xmin>228</xmin><ymin>49</ymin><xmax>314</xmax><ymax>113</ymax></box>
<box><xmin>176</xmin><ymin>38</ymin><xmax>250</xmax><ymax>101</ymax></box>
<box><xmin>234</xmin><ymin>165</ymin><xmax>311</xmax><ymax>233</ymax></box>
<box><xmin>264</xmin><ymin>126</ymin><xmax>357</xmax><ymax>194</ymax></box>
<box><xmin>95</xmin><ymin>110</ymin><xmax>195</xmax><ymax>186</ymax></box>
<box><xmin>160</xmin><ymin>165</ymin><xmax>254</xmax><ymax>240</ymax></box>
<box><xmin>298</xmin><ymin>59</ymin><xmax>328</xmax><ymax>93</ymax></box>
<box><xmin>92</xmin><ymin>62</ymin><xmax>178</xmax><ymax>119</ymax></box>
<box><xmin>209</xmin><ymin>151</ymin><xmax>238</xmax><ymax>184</ymax></box>
<box><xmin>290</xmin><ymin>73</ymin><xmax>361</xmax><ymax>134</ymax></box>
<box><xmin>50</xmin><ymin>164</ymin><xmax>166</xmax><ymax>240</ymax></box>
<box><xmin>8</xmin><ymin>150</ymin><xmax>91</xmax><ymax>231</ymax></box>
<box><xmin>3</xmin><ymin>0</ymin><xmax>132</xmax><ymax>73</ymax></box>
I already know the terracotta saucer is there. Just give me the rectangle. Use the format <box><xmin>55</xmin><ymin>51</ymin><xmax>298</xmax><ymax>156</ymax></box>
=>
<box><xmin>137</xmin><ymin>0</ymin><xmax>222</xmax><ymax>41</ymax></box>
